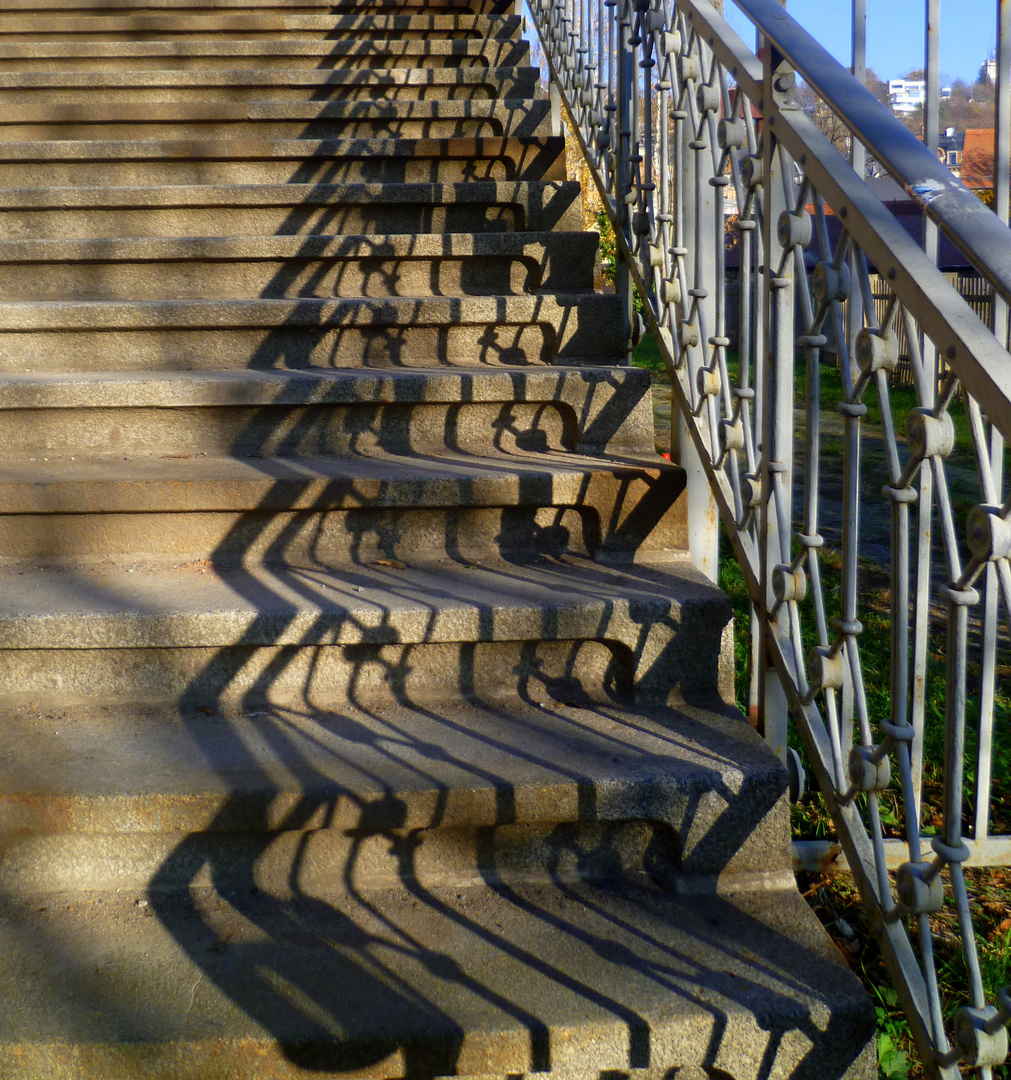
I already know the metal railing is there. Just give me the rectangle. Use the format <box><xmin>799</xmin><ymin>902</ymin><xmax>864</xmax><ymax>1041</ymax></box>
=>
<box><xmin>527</xmin><ymin>0</ymin><xmax>1011</xmax><ymax>1074</ymax></box>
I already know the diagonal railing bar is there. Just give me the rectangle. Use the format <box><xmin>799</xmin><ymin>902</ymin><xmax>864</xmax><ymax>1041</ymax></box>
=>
<box><xmin>527</xmin><ymin>0</ymin><xmax>1011</xmax><ymax>1075</ymax></box>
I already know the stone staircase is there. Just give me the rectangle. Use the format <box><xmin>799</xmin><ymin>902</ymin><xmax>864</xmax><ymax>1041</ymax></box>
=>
<box><xmin>0</xmin><ymin>0</ymin><xmax>874</xmax><ymax>1076</ymax></box>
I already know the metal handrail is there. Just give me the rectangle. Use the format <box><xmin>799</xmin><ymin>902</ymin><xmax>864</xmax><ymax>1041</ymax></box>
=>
<box><xmin>734</xmin><ymin>0</ymin><xmax>1011</xmax><ymax>311</ymax></box>
<box><xmin>526</xmin><ymin>0</ymin><xmax>1011</xmax><ymax>1075</ymax></box>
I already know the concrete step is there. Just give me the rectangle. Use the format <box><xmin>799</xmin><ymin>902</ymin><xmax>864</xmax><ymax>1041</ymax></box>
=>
<box><xmin>0</xmin><ymin>37</ymin><xmax>531</xmax><ymax>72</ymax></box>
<box><xmin>0</xmin><ymin>293</ymin><xmax>622</xmax><ymax>369</ymax></box>
<box><xmin>0</xmin><ymin>875</ymin><xmax>874</xmax><ymax>1079</ymax></box>
<box><xmin>0</xmin><ymin>12</ymin><xmax>522</xmax><ymax>42</ymax></box>
<box><xmin>0</xmin><ymin>693</ymin><xmax>873</xmax><ymax>1079</ymax></box>
<box><xmin>0</xmin><ymin>181</ymin><xmax>584</xmax><ymax>240</ymax></box>
<box><xmin>0</xmin><ymin>230</ymin><xmax>596</xmax><ymax>300</ymax></box>
<box><xmin>0</xmin><ymin>135</ymin><xmax>565</xmax><ymax>187</ymax></box>
<box><xmin>0</xmin><ymin>697</ymin><xmax>779</xmax><ymax>889</ymax></box>
<box><xmin>0</xmin><ymin>448</ymin><xmax>685</xmax><ymax>564</ymax></box>
<box><xmin>0</xmin><ymin>366</ymin><xmax>654</xmax><ymax>456</ymax></box>
<box><xmin>0</xmin><ymin>98</ymin><xmax>552</xmax><ymax>143</ymax></box>
<box><xmin>0</xmin><ymin>66</ymin><xmax>543</xmax><ymax>105</ymax></box>
<box><xmin>0</xmin><ymin>555</ymin><xmax>731</xmax><ymax>702</ymax></box>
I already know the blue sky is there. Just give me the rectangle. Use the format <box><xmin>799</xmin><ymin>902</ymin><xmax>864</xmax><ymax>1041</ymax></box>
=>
<box><xmin>723</xmin><ymin>1</ymin><xmax>996</xmax><ymax>84</ymax></box>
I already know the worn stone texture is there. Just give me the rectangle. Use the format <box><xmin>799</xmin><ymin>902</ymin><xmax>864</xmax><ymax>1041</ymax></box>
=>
<box><xmin>0</xmin><ymin>0</ymin><xmax>875</xmax><ymax>1076</ymax></box>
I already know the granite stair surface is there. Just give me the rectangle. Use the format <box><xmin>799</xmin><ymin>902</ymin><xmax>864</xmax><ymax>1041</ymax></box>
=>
<box><xmin>0</xmin><ymin>0</ymin><xmax>875</xmax><ymax>1076</ymax></box>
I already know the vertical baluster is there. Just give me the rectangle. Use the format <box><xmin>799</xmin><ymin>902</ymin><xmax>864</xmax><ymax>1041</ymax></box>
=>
<box><xmin>615</xmin><ymin>0</ymin><xmax>636</xmax><ymax>360</ymax></box>
<box><xmin>748</xmin><ymin>115</ymin><xmax>768</xmax><ymax>729</ymax></box>
<box><xmin>596</xmin><ymin>0</ymin><xmax>606</xmax><ymax>170</ymax></box>
<box><xmin>850</xmin><ymin>0</ymin><xmax>866</xmax><ymax>179</ymax></box>
<box><xmin>844</xmin><ymin>0</ymin><xmax>865</xmax><ymax>519</ymax></box>
<box><xmin>673</xmin><ymin>18</ymin><xmax>720</xmax><ymax>583</ymax></box>
<box><xmin>976</xmin><ymin>0</ymin><xmax>1011</xmax><ymax>845</ymax></box>
<box><xmin>606</xmin><ymin>0</ymin><xmax>616</xmax><ymax>193</ymax></box>
<box><xmin>840</xmin><ymin>14</ymin><xmax>864</xmax><ymax>715</ymax></box>
<box><xmin>905</xmin><ymin>4</ymin><xmax>942</xmax><ymax>830</ymax></box>
<box><xmin>844</xmin><ymin>17</ymin><xmax>867</xmax><ymax>756</ymax></box>
<box><xmin>757</xmin><ymin>40</ymin><xmax>795</xmax><ymax>763</ymax></box>
<box><xmin>641</xmin><ymin>6</ymin><xmax>654</xmax><ymax>294</ymax></box>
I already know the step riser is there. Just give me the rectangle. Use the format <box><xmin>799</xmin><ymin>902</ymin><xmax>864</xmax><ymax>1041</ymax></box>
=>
<box><xmin>0</xmin><ymin>248</ymin><xmax>595</xmax><ymax>301</ymax></box>
<box><xmin>0</xmin><ymin>368</ymin><xmax>655</xmax><ymax>454</ymax></box>
<box><xmin>0</xmin><ymin>489</ymin><xmax>685</xmax><ymax>564</ymax></box>
<box><xmin>0</xmin><ymin>113</ymin><xmax>552</xmax><ymax>144</ymax></box>
<box><xmin>0</xmin><ymin>152</ymin><xmax>565</xmax><ymax>187</ymax></box>
<box><xmin>0</xmin><ymin>27</ymin><xmax>514</xmax><ymax>43</ymax></box>
<box><xmin>0</xmin><ymin>817</ymin><xmax>773</xmax><ymax>896</ymax></box>
<box><xmin>0</xmin><ymin>46</ymin><xmax>531</xmax><ymax>72</ymax></box>
<box><xmin>0</xmin><ymin>21</ymin><xmax>522</xmax><ymax>44</ymax></box>
<box><xmin>0</xmin><ymin>53</ymin><xmax>530</xmax><ymax>76</ymax></box>
<box><xmin>0</xmin><ymin>83</ymin><xmax>542</xmax><ymax>107</ymax></box>
<box><xmin>0</xmin><ymin>402</ymin><xmax>595</xmax><ymax>457</ymax></box>
<box><xmin>0</xmin><ymin>198</ymin><xmax>581</xmax><ymax>239</ymax></box>
<box><xmin>0</xmin><ymin>629</ymin><xmax>722</xmax><ymax>712</ymax></box>
<box><xmin>0</xmin><ymin>327</ymin><xmax>611</xmax><ymax>369</ymax></box>
<box><xmin>0</xmin><ymin>315</ymin><xmax>623</xmax><ymax>372</ymax></box>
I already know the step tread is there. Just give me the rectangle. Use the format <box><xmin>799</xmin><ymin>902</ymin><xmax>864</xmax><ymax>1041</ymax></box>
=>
<box><xmin>0</xmin><ymin>13</ymin><xmax>519</xmax><ymax>31</ymax></box>
<box><xmin>0</xmin><ymin>38</ymin><xmax>523</xmax><ymax>58</ymax></box>
<box><xmin>0</xmin><ymin>879</ymin><xmax>870</xmax><ymax>1080</ymax></box>
<box><xmin>0</xmin><ymin>555</ymin><xmax>721</xmax><ymax>647</ymax></box>
<box><xmin>0</xmin><ymin>134</ymin><xmax>559</xmax><ymax>161</ymax></box>
<box><xmin>0</xmin><ymin>230</ymin><xmax>590</xmax><ymax>262</ymax></box>
<box><xmin>0</xmin><ymin>448</ymin><xmax>674</xmax><ymax>512</ymax></box>
<box><xmin>0</xmin><ymin>179</ymin><xmax>579</xmax><ymax>211</ymax></box>
<box><xmin>0</xmin><ymin>66</ymin><xmax>537</xmax><ymax>87</ymax></box>
<box><xmin>0</xmin><ymin>366</ymin><xmax>646</xmax><ymax>406</ymax></box>
<box><xmin>0</xmin><ymin>293</ymin><xmax>618</xmax><ymax>330</ymax></box>
<box><xmin>0</xmin><ymin>99</ymin><xmax>543</xmax><ymax>125</ymax></box>
<box><xmin>0</xmin><ymin>697</ymin><xmax>768</xmax><ymax>828</ymax></box>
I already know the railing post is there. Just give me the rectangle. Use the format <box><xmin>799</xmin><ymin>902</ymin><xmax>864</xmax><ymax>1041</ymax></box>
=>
<box><xmin>613</xmin><ymin>0</ymin><xmax>636</xmax><ymax>364</ymax></box>
<box><xmin>673</xmin><ymin>1</ymin><xmax>720</xmax><ymax>583</ymax></box>
<box><xmin>844</xmin><ymin>4</ymin><xmax>865</xmax><ymax>745</ymax></box>
<box><xmin>549</xmin><ymin>81</ymin><xmax>563</xmax><ymax>137</ymax></box>
<box><xmin>977</xmin><ymin>0</ymin><xmax>1011</xmax><ymax>846</ymax></box>
<box><xmin>756</xmin><ymin>40</ymin><xmax>795</xmax><ymax>765</ymax></box>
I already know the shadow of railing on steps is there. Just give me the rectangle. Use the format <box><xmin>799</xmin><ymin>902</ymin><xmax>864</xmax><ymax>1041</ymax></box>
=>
<box><xmin>0</xmin><ymin>5</ymin><xmax>868</xmax><ymax>1075</ymax></box>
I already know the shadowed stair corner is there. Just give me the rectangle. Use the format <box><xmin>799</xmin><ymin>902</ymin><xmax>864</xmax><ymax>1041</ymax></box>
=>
<box><xmin>0</xmin><ymin>0</ymin><xmax>875</xmax><ymax>1076</ymax></box>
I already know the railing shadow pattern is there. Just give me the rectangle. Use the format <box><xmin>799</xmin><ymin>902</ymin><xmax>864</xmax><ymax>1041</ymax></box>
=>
<box><xmin>0</xmin><ymin>2</ymin><xmax>872</xmax><ymax>1077</ymax></box>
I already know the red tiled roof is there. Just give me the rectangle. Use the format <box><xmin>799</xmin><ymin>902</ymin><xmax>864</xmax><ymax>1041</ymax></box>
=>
<box><xmin>961</xmin><ymin>127</ymin><xmax>1005</xmax><ymax>190</ymax></box>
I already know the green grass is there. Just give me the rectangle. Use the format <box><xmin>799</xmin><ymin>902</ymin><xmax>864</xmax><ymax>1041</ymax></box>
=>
<box><xmin>632</xmin><ymin>332</ymin><xmax>665</xmax><ymax>376</ymax></box>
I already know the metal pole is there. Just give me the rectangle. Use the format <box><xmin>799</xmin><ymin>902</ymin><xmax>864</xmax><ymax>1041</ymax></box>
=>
<box><xmin>843</xmin><ymin>0</ymin><xmax>866</xmax><ymax>737</ymax></box>
<box><xmin>676</xmin><ymin>3</ymin><xmax>721</xmax><ymax>583</ymax></box>
<box><xmin>757</xmin><ymin>38</ymin><xmax>794</xmax><ymax>763</ymax></box>
<box><xmin>850</xmin><ymin>0</ymin><xmax>866</xmax><ymax>176</ymax></box>
<box><xmin>614</xmin><ymin>0</ymin><xmax>635</xmax><ymax>363</ymax></box>
<box><xmin>976</xmin><ymin>0</ymin><xmax>1011</xmax><ymax>843</ymax></box>
<box><xmin>923</xmin><ymin>0</ymin><xmax>939</xmax><ymax>383</ymax></box>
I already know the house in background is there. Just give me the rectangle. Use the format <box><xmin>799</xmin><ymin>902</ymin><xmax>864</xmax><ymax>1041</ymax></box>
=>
<box><xmin>938</xmin><ymin>127</ymin><xmax>965</xmax><ymax>176</ymax></box>
<box><xmin>961</xmin><ymin>127</ymin><xmax>1009</xmax><ymax>194</ymax></box>
<box><xmin>888</xmin><ymin>78</ymin><xmax>951</xmax><ymax>115</ymax></box>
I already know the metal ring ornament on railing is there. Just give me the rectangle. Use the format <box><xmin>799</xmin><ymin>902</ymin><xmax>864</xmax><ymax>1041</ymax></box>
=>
<box><xmin>528</xmin><ymin>0</ymin><xmax>1011</xmax><ymax>1074</ymax></box>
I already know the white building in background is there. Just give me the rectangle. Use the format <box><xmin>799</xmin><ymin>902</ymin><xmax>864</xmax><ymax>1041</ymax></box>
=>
<box><xmin>888</xmin><ymin>78</ymin><xmax>951</xmax><ymax>115</ymax></box>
